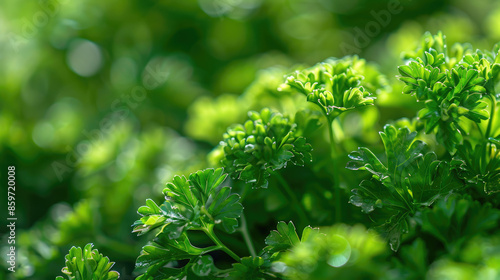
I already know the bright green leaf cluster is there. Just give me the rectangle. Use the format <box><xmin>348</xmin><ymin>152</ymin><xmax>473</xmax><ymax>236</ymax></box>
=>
<box><xmin>347</xmin><ymin>124</ymin><xmax>462</xmax><ymax>250</ymax></box>
<box><xmin>56</xmin><ymin>244</ymin><xmax>119</xmax><ymax>280</ymax></box>
<box><xmin>283</xmin><ymin>56</ymin><xmax>386</xmax><ymax>121</ymax></box>
<box><xmin>219</xmin><ymin>108</ymin><xmax>313</xmax><ymax>188</ymax></box>
<box><xmin>397</xmin><ymin>31</ymin><xmax>500</xmax><ymax>153</ymax></box>
<box><xmin>133</xmin><ymin>168</ymin><xmax>242</xmax><ymax>237</ymax></box>
<box><xmin>51</xmin><ymin>31</ymin><xmax>500</xmax><ymax>280</ymax></box>
<box><xmin>133</xmin><ymin>168</ymin><xmax>243</xmax><ymax>279</ymax></box>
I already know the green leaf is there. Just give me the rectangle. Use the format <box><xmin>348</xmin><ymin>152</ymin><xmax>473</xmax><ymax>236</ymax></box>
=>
<box><xmin>347</xmin><ymin>124</ymin><xmax>428</xmax><ymax>198</ymax></box>
<box><xmin>350</xmin><ymin>179</ymin><xmax>404</xmax><ymax>214</ymax></box>
<box><xmin>135</xmin><ymin>233</ymin><xmax>204</xmax><ymax>280</ymax></box>
<box><xmin>136</xmin><ymin>235</ymin><xmax>201</xmax><ymax>269</ymax></box>
<box><xmin>397</xmin><ymin>62</ymin><xmax>446</xmax><ymax>101</ymax></box>
<box><xmin>133</xmin><ymin>168</ymin><xmax>243</xmax><ymax>280</ymax></box>
<box><xmin>285</xmin><ymin>56</ymin><xmax>385</xmax><ymax>121</ymax></box>
<box><xmin>347</xmin><ymin>125</ymin><xmax>462</xmax><ymax>250</ymax></box>
<box><xmin>57</xmin><ymin>243</ymin><xmax>120</xmax><ymax>280</ymax></box>
<box><xmin>132</xmin><ymin>199</ymin><xmax>193</xmax><ymax>238</ymax></box>
<box><xmin>165</xmin><ymin>175</ymin><xmax>198</xmax><ymax>211</ymax></box>
<box><xmin>263</xmin><ymin>221</ymin><xmax>318</xmax><ymax>255</ymax></box>
<box><xmin>219</xmin><ymin>108</ymin><xmax>313</xmax><ymax>188</ymax></box>
<box><xmin>133</xmin><ymin>168</ymin><xmax>243</xmax><ymax>239</ymax></box>
<box><xmin>397</xmin><ymin>33</ymin><xmax>497</xmax><ymax>153</ymax></box>
<box><xmin>188</xmin><ymin>168</ymin><xmax>243</xmax><ymax>233</ymax></box>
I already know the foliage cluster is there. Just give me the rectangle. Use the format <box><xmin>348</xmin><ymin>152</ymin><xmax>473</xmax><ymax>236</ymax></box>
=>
<box><xmin>54</xmin><ymin>32</ymin><xmax>500</xmax><ymax>280</ymax></box>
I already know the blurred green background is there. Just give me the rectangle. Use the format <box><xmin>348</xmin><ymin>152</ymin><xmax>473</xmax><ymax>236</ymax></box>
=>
<box><xmin>1</xmin><ymin>0</ymin><xmax>500</xmax><ymax>278</ymax></box>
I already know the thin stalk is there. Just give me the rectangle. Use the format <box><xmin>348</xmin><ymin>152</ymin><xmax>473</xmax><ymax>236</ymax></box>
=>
<box><xmin>239</xmin><ymin>212</ymin><xmax>256</xmax><ymax>257</ymax></box>
<box><xmin>272</xmin><ymin>171</ymin><xmax>310</xmax><ymax>226</ymax></box>
<box><xmin>327</xmin><ymin>119</ymin><xmax>341</xmax><ymax>223</ymax></box>
<box><xmin>485</xmin><ymin>94</ymin><xmax>496</xmax><ymax>140</ymax></box>
<box><xmin>203</xmin><ymin>225</ymin><xmax>241</xmax><ymax>262</ymax></box>
<box><xmin>485</xmin><ymin>94</ymin><xmax>497</xmax><ymax>160</ymax></box>
<box><xmin>200</xmin><ymin>245</ymin><xmax>223</xmax><ymax>254</ymax></box>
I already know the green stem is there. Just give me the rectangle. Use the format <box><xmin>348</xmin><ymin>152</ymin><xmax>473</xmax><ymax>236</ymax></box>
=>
<box><xmin>201</xmin><ymin>245</ymin><xmax>223</xmax><ymax>254</ymax></box>
<box><xmin>200</xmin><ymin>206</ymin><xmax>215</xmax><ymax>221</ymax></box>
<box><xmin>485</xmin><ymin>94</ymin><xmax>497</xmax><ymax>160</ymax></box>
<box><xmin>272</xmin><ymin>171</ymin><xmax>310</xmax><ymax>226</ymax></box>
<box><xmin>485</xmin><ymin>94</ymin><xmax>496</xmax><ymax>140</ymax></box>
<box><xmin>239</xmin><ymin>213</ymin><xmax>256</xmax><ymax>257</ymax></box>
<box><xmin>203</xmin><ymin>224</ymin><xmax>241</xmax><ymax>262</ymax></box>
<box><xmin>327</xmin><ymin>119</ymin><xmax>341</xmax><ymax>223</ymax></box>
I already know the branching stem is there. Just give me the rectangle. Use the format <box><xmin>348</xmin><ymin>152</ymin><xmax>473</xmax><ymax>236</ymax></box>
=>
<box><xmin>203</xmin><ymin>224</ymin><xmax>241</xmax><ymax>262</ymax></box>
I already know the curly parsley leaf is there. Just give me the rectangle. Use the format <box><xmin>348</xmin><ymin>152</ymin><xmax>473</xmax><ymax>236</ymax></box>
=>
<box><xmin>284</xmin><ymin>56</ymin><xmax>386</xmax><ymax>121</ymax></box>
<box><xmin>132</xmin><ymin>198</ymin><xmax>198</xmax><ymax>240</ymax></box>
<box><xmin>56</xmin><ymin>243</ymin><xmax>120</xmax><ymax>280</ymax></box>
<box><xmin>188</xmin><ymin>168</ymin><xmax>243</xmax><ymax>233</ymax></box>
<box><xmin>133</xmin><ymin>168</ymin><xmax>244</xmax><ymax>280</ymax></box>
<box><xmin>133</xmin><ymin>168</ymin><xmax>243</xmax><ymax>239</ymax></box>
<box><xmin>397</xmin><ymin>32</ymin><xmax>498</xmax><ymax>154</ymax></box>
<box><xmin>219</xmin><ymin>108</ymin><xmax>312</xmax><ymax>188</ymax></box>
<box><xmin>347</xmin><ymin>124</ymin><xmax>462</xmax><ymax>250</ymax></box>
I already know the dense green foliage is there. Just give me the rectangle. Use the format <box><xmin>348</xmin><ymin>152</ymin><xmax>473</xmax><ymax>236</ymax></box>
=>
<box><xmin>2</xmin><ymin>1</ymin><xmax>500</xmax><ymax>279</ymax></box>
<box><xmin>51</xmin><ymin>31</ymin><xmax>500</xmax><ymax>279</ymax></box>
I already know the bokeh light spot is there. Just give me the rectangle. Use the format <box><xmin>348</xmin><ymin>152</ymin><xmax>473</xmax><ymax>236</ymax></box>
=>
<box><xmin>67</xmin><ymin>39</ymin><xmax>103</xmax><ymax>77</ymax></box>
<box><xmin>327</xmin><ymin>234</ymin><xmax>352</xmax><ymax>267</ymax></box>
